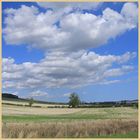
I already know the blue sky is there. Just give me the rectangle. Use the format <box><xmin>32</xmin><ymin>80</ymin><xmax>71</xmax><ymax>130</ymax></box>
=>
<box><xmin>2</xmin><ymin>2</ymin><xmax>138</xmax><ymax>102</ymax></box>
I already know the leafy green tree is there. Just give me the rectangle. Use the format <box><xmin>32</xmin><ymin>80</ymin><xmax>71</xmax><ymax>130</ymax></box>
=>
<box><xmin>29</xmin><ymin>97</ymin><xmax>34</xmax><ymax>107</ymax></box>
<box><xmin>69</xmin><ymin>93</ymin><xmax>80</xmax><ymax>108</ymax></box>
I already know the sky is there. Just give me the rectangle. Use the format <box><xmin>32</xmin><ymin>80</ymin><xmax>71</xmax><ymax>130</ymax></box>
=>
<box><xmin>2</xmin><ymin>2</ymin><xmax>138</xmax><ymax>103</ymax></box>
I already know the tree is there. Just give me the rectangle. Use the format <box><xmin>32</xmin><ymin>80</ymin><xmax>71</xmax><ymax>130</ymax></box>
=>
<box><xmin>69</xmin><ymin>93</ymin><xmax>80</xmax><ymax>108</ymax></box>
<box><xmin>29</xmin><ymin>97</ymin><xmax>34</xmax><ymax>107</ymax></box>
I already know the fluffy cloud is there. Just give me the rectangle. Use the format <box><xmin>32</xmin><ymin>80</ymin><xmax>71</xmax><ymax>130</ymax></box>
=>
<box><xmin>3</xmin><ymin>2</ymin><xmax>138</xmax><ymax>52</ymax></box>
<box><xmin>2</xmin><ymin>51</ymin><xmax>136</xmax><ymax>90</ymax></box>
<box><xmin>121</xmin><ymin>2</ymin><xmax>138</xmax><ymax>26</ymax></box>
<box><xmin>2</xmin><ymin>2</ymin><xmax>138</xmax><ymax>92</ymax></box>
<box><xmin>37</xmin><ymin>2</ymin><xmax>102</xmax><ymax>11</ymax></box>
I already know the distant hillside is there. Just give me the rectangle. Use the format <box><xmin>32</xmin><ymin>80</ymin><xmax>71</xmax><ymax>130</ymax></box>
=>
<box><xmin>2</xmin><ymin>93</ymin><xmax>19</xmax><ymax>99</ymax></box>
<box><xmin>2</xmin><ymin>93</ymin><xmax>67</xmax><ymax>105</ymax></box>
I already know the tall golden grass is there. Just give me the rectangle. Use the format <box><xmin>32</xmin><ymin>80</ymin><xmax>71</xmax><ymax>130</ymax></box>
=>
<box><xmin>2</xmin><ymin>119</ymin><xmax>138</xmax><ymax>138</ymax></box>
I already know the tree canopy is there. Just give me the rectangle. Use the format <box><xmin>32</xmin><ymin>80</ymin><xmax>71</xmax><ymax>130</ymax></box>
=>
<box><xmin>69</xmin><ymin>93</ymin><xmax>80</xmax><ymax>108</ymax></box>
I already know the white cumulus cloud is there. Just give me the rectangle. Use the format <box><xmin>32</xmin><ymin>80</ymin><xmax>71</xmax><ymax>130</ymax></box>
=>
<box><xmin>37</xmin><ymin>2</ymin><xmax>102</xmax><ymax>12</ymax></box>
<box><xmin>2</xmin><ymin>2</ymin><xmax>138</xmax><ymax>92</ymax></box>
<box><xmin>3</xmin><ymin>2</ymin><xmax>138</xmax><ymax>52</ymax></box>
<box><xmin>2</xmin><ymin>51</ymin><xmax>136</xmax><ymax>90</ymax></box>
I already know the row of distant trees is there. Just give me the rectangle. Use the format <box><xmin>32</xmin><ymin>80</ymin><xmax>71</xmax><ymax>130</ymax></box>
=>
<box><xmin>28</xmin><ymin>92</ymin><xmax>80</xmax><ymax>108</ymax></box>
<box><xmin>28</xmin><ymin>93</ymin><xmax>138</xmax><ymax>108</ymax></box>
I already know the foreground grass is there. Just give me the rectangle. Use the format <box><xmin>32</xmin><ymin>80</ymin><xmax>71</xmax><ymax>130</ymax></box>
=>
<box><xmin>94</xmin><ymin>131</ymin><xmax>138</xmax><ymax>138</ymax></box>
<box><xmin>2</xmin><ymin>120</ymin><xmax>138</xmax><ymax>138</ymax></box>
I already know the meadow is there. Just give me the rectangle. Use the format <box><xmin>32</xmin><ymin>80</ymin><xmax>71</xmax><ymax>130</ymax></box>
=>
<box><xmin>2</xmin><ymin>100</ymin><xmax>138</xmax><ymax>138</ymax></box>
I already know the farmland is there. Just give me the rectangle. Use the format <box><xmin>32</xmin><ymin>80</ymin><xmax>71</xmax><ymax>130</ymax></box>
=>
<box><xmin>2</xmin><ymin>99</ymin><xmax>138</xmax><ymax>138</ymax></box>
<box><xmin>3</xmin><ymin>105</ymin><xmax>138</xmax><ymax>121</ymax></box>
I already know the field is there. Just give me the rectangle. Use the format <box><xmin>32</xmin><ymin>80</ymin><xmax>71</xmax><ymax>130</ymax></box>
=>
<box><xmin>2</xmin><ymin>100</ymin><xmax>138</xmax><ymax>138</ymax></box>
<box><xmin>2</xmin><ymin>99</ymin><xmax>68</xmax><ymax>108</ymax></box>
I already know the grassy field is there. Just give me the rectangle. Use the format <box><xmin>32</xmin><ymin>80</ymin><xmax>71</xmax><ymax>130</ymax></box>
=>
<box><xmin>2</xmin><ymin>101</ymin><xmax>138</xmax><ymax>138</ymax></box>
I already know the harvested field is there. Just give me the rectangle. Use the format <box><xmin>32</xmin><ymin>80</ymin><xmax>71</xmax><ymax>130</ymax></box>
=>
<box><xmin>2</xmin><ymin>104</ymin><xmax>138</xmax><ymax>138</ymax></box>
<box><xmin>2</xmin><ymin>105</ymin><xmax>84</xmax><ymax>115</ymax></box>
<box><xmin>2</xmin><ymin>105</ymin><xmax>138</xmax><ymax>120</ymax></box>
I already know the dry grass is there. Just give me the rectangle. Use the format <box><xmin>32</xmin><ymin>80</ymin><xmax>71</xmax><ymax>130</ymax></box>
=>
<box><xmin>2</xmin><ymin>119</ymin><xmax>138</xmax><ymax>138</ymax></box>
<box><xmin>80</xmin><ymin>107</ymin><xmax>138</xmax><ymax>119</ymax></box>
<box><xmin>2</xmin><ymin>105</ymin><xmax>84</xmax><ymax>115</ymax></box>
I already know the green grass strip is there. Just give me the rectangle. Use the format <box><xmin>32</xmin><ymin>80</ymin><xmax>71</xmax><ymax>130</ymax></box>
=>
<box><xmin>93</xmin><ymin>131</ymin><xmax>138</xmax><ymax>138</ymax></box>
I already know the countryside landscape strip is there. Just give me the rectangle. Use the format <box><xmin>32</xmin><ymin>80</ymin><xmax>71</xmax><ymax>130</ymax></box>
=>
<box><xmin>2</xmin><ymin>1</ymin><xmax>138</xmax><ymax>138</ymax></box>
